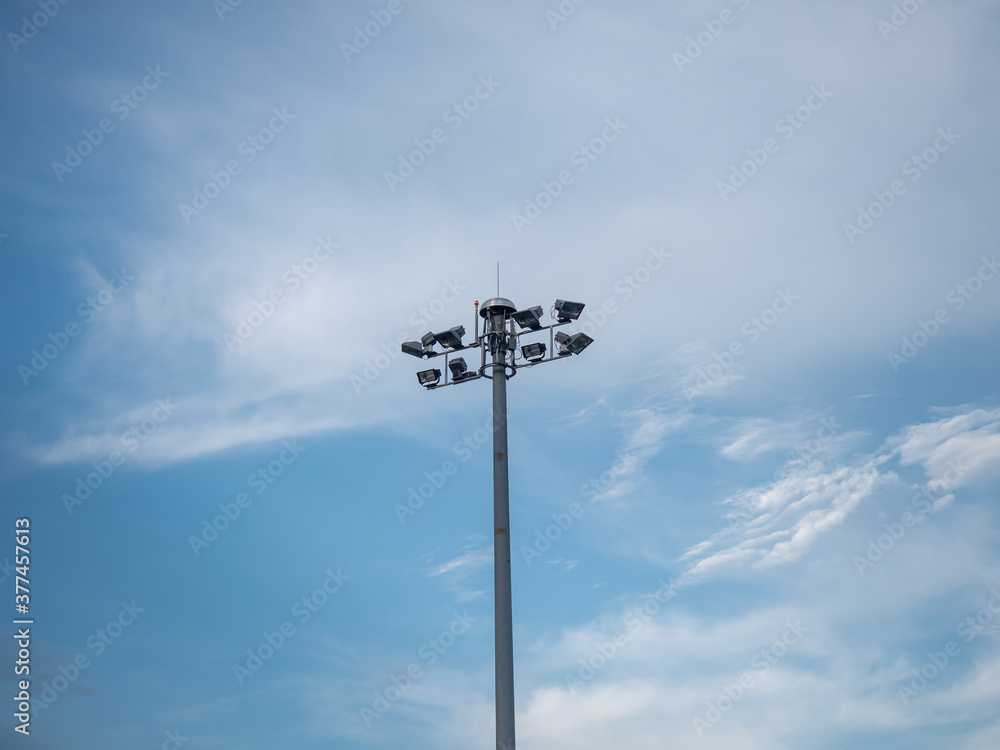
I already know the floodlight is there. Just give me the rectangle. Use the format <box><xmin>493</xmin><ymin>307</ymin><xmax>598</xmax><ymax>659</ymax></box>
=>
<box><xmin>433</xmin><ymin>325</ymin><xmax>466</xmax><ymax>350</ymax></box>
<box><xmin>448</xmin><ymin>357</ymin><xmax>468</xmax><ymax>379</ymax></box>
<box><xmin>417</xmin><ymin>368</ymin><xmax>441</xmax><ymax>387</ymax></box>
<box><xmin>512</xmin><ymin>306</ymin><xmax>544</xmax><ymax>330</ymax></box>
<box><xmin>402</xmin><ymin>341</ymin><xmax>426</xmax><ymax>358</ymax></box>
<box><xmin>553</xmin><ymin>299</ymin><xmax>585</xmax><ymax>321</ymax></box>
<box><xmin>403</xmin><ymin>291</ymin><xmax>593</xmax><ymax>750</ymax></box>
<box><xmin>564</xmin><ymin>332</ymin><xmax>593</xmax><ymax>354</ymax></box>
<box><xmin>521</xmin><ymin>342</ymin><xmax>546</xmax><ymax>361</ymax></box>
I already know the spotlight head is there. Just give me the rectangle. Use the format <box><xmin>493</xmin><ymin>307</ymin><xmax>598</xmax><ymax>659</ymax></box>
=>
<box><xmin>553</xmin><ymin>299</ymin><xmax>585</xmax><ymax>321</ymax></box>
<box><xmin>512</xmin><ymin>306</ymin><xmax>544</xmax><ymax>330</ymax></box>
<box><xmin>433</xmin><ymin>325</ymin><xmax>466</xmax><ymax>350</ymax></box>
<box><xmin>401</xmin><ymin>341</ymin><xmax>426</xmax><ymax>358</ymax></box>
<box><xmin>521</xmin><ymin>342</ymin><xmax>546</xmax><ymax>361</ymax></box>
<box><xmin>416</xmin><ymin>368</ymin><xmax>441</xmax><ymax>387</ymax></box>
<box><xmin>554</xmin><ymin>331</ymin><xmax>571</xmax><ymax>355</ymax></box>
<box><xmin>421</xmin><ymin>332</ymin><xmax>437</xmax><ymax>350</ymax></box>
<box><xmin>448</xmin><ymin>357</ymin><xmax>468</xmax><ymax>379</ymax></box>
<box><xmin>564</xmin><ymin>332</ymin><xmax>594</xmax><ymax>354</ymax></box>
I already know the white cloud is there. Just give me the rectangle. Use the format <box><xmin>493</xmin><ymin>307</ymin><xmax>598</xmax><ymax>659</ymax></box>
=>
<box><xmin>9</xmin><ymin>0</ymin><xmax>1000</xmax><ymax>474</ymax></box>
<box><xmin>679</xmin><ymin>404</ymin><xmax>1000</xmax><ymax>582</ymax></box>
<box><xmin>886</xmin><ymin>407</ymin><xmax>1000</xmax><ymax>486</ymax></box>
<box><xmin>426</xmin><ymin>548</ymin><xmax>492</xmax><ymax>578</ymax></box>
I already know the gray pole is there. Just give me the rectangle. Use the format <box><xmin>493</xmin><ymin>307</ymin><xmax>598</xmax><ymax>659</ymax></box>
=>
<box><xmin>489</xmin><ymin>309</ymin><xmax>516</xmax><ymax>750</ymax></box>
<box><xmin>406</xmin><ymin>296</ymin><xmax>592</xmax><ymax>749</ymax></box>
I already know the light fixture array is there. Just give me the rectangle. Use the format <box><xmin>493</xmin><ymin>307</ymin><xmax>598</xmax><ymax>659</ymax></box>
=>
<box><xmin>401</xmin><ymin>298</ymin><xmax>592</xmax><ymax>388</ymax></box>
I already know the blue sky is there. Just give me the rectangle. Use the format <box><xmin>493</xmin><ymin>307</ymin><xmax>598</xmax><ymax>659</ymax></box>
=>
<box><xmin>1</xmin><ymin>0</ymin><xmax>1000</xmax><ymax>747</ymax></box>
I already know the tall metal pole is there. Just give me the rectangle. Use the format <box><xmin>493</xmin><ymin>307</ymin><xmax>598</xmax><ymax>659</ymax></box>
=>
<box><xmin>489</xmin><ymin>308</ymin><xmax>516</xmax><ymax>750</ymax></box>
<box><xmin>406</xmin><ymin>296</ymin><xmax>593</xmax><ymax>749</ymax></box>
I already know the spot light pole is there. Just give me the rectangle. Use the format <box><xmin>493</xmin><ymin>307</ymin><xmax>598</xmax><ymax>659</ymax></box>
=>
<box><xmin>403</xmin><ymin>295</ymin><xmax>593</xmax><ymax>750</ymax></box>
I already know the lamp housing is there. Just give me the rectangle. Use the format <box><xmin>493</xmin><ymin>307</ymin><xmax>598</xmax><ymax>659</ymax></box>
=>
<box><xmin>417</xmin><ymin>368</ymin><xmax>441</xmax><ymax>387</ymax></box>
<box><xmin>448</xmin><ymin>357</ymin><xmax>468</xmax><ymax>379</ymax></box>
<box><xmin>402</xmin><ymin>341</ymin><xmax>426</xmax><ymax>358</ymax></box>
<box><xmin>564</xmin><ymin>332</ymin><xmax>593</xmax><ymax>354</ymax></box>
<box><xmin>433</xmin><ymin>325</ymin><xmax>466</xmax><ymax>350</ymax></box>
<box><xmin>521</xmin><ymin>342</ymin><xmax>546</xmax><ymax>361</ymax></box>
<box><xmin>512</xmin><ymin>306</ymin><xmax>544</xmax><ymax>330</ymax></box>
<box><xmin>553</xmin><ymin>299</ymin><xmax>585</xmax><ymax>321</ymax></box>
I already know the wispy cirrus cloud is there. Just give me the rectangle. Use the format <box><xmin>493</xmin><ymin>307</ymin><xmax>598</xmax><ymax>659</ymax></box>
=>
<box><xmin>884</xmin><ymin>406</ymin><xmax>1000</xmax><ymax>486</ymax></box>
<box><xmin>679</xmin><ymin>405</ymin><xmax>999</xmax><ymax>584</ymax></box>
